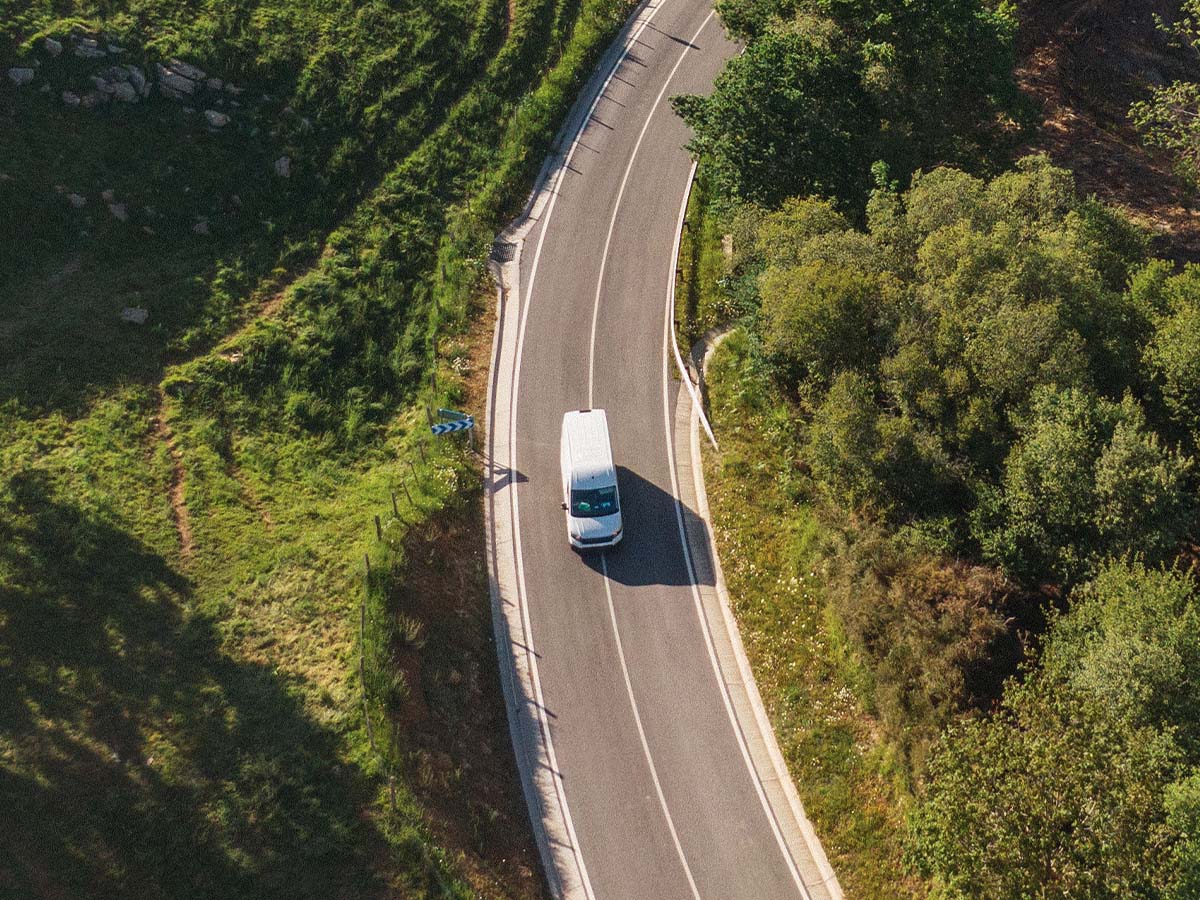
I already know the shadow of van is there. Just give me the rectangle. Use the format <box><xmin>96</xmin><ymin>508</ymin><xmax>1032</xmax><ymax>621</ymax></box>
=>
<box><xmin>578</xmin><ymin>466</ymin><xmax>715</xmax><ymax>589</ymax></box>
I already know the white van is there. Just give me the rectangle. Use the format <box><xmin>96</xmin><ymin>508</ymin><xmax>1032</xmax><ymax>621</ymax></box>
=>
<box><xmin>560</xmin><ymin>409</ymin><xmax>623</xmax><ymax>549</ymax></box>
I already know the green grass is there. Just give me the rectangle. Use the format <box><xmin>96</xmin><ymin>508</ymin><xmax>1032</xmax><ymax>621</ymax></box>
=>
<box><xmin>702</xmin><ymin>331</ymin><xmax>925</xmax><ymax>899</ymax></box>
<box><xmin>0</xmin><ymin>0</ymin><xmax>636</xmax><ymax>895</ymax></box>
<box><xmin>674</xmin><ymin>163</ymin><xmax>729</xmax><ymax>348</ymax></box>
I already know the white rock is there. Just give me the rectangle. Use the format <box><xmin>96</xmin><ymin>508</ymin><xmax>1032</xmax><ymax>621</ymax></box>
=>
<box><xmin>167</xmin><ymin>58</ymin><xmax>205</xmax><ymax>81</ymax></box>
<box><xmin>89</xmin><ymin>75</ymin><xmax>116</xmax><ymax>94</ymax></box>
<box><xmin>206</xmin><ymin>77</ymin><xmax>223</xmax><ymax>91</ymax></box>
<box><xmin>203</xmin><ymin>109</ymin><xmax>230</xmax><ymax>127</ymax></box>
<box><xmin>61</xmin><ymin>90</ymin><xmax>81</xmax><ymax>106</ymax></box>
<box><xmin>7</xmin><ymin>67</ymin><xmax>34</xmax><ymax>86</ymax></box>
<box><xmin>159</xmin><ymin>85</ymin><xmax>184</xmax><ymax>101</ymax></box>
<box><xmin>108</xmin><ymin>202</ymin><xmax>128</xmax><ymax>221</ymax></box>
<box><xmin>43</xmin><ymin>37</ymin><xmax>63</xmax><ymax>56</ymax></box>
<box><xmin>159</xmin><ymin>72</ymin><xmax>196</xmax><ymax>95</ymax></box>
<box><xmin>80</xmin><ymin>91</ymin><xmax>106</xmax><ymax>108</ymax></box>
<box><xmin>113</xmin><ymin>81</ymin><xmax>137</xmax><ymax>102</ymax></box>
<box><xmin>68</xmin><ymin>193</ymin><xmax>86</xmax><ymax>208</ymax></box>
<box><xmin>123</xmin><ymin>65</ymin><xmax>147</xmax><ymax>94</ymax></box>
<box><xmin>192</xmin><ymin>219</ymin><xmax>210</xmax><ymax>235</ymax></box>
<box><xmin>224</xmin><ymin>83</ymin><xmax>243</xmax><ymax>96</ymax></box>
<box><xmin>100</xmin><ymin>189</ymin><xmax>115</xmax><ymax>202</ymax></box>
<box><xmin>106</xmin><ymin>43</ymin><xmax>124</xmax><ymax>54</ymax></box>
<box><xmin>39</xmin><ymin>83</ymin><xmax>50</xmax><ymax>93</ymax></box>
<box><xmin>273</xmin><ymin>155</ymin><xmax>290</xmax><ymax>178</ymax></box>
<box><xmin>120</xmin><ymin>307</ymin><xmax>148</xmax><ymax>325</ymax></box>
<box><xmin>73</xmin><ymin>37</ymin><xmax>105</xmax><ymax>59</ymax></box>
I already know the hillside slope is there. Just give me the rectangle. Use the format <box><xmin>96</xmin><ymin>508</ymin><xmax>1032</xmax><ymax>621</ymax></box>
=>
<box><xmin>0</xmin><ymin>0</ymin><xmax>632</xmax><ymax>896</ymax></box>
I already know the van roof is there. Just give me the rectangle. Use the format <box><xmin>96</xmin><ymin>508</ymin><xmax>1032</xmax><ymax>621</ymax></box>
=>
<box><xmin>562</xmin><ymin>409</ymin><xmax>615</xmax><ymax>488</ymax></box>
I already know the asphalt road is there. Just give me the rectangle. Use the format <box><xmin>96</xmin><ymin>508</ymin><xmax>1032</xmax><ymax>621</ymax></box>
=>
<box><xmin>487</xmin><ymin>2</ymin><xmax>841</xmax><ymax>897</ymax></box>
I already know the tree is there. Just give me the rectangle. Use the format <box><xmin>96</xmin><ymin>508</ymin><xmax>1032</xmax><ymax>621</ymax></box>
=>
<box><xmin>1041</xmin><ymin>561</ymin><xmax>1200</xmax><ymax>755</ymax></box>
<box><xmin>1145</xmin><ymin>266</ymin><xmax>1200</xmax><ymax>439</ymax></box>
<box><xmin>1094</xmin><ymin>412</ymin><xmax>1194</xmax><ymax>561</ymax></box>
<box><xmin>974</xmin><ymin>388</ymin><xmax>1193</xmax><ymax>585</ymax></box>
<box><xmin>1131</xmin><ymin>2</ymin><xmax>1200</xmax><ymax>187</ymax></box>
<box><xmin>973</xmin><ymin>387</ymin><xmax>1112</xmax><ymax>584</ymax></box>
<box><xmin>908</xmin><ymin>682</ymin><xmax>1183</xmax><ymax>899</ymax></box>
<box><xmin>758</xmin><ymin>261</ymin><xmax>887</xmax><ymax>388</ymax></box>
<box><xmin>805</xmin><ymin>371</ymin><xmax>886</xmax><ymax>510</ymax></box>
<box><xmin>673</xmin><ymin>14</ymin><xmax>873</xmax><ymax>206</ymax></box>
<box><xmin>681</xmin><ymin>0</ymin><xmax>1018</xmax><ymax>209</ymax></box>
<box><xmin>910</xmin><ymin>560</ymin><xmax>1200</xmax><ymax>898</ymax></box>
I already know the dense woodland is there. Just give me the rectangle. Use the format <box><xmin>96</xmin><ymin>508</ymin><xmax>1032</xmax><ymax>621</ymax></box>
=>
<box><xmin>679</xmin><ymin>0</ymin><xmax>1200</xmax><ymax>896</ymax></box>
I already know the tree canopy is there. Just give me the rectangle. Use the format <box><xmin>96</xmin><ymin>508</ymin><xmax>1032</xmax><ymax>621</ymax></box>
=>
<box><xmin>738</xmin><ymin>156</ymin><xmax>1194</xmax><ymax>587</ymax></box>
<box><xmin>676</xmin><ymin>0</ymin><xmax>1019</xmax><ymax>207</ymax></box>
<box><xmin>908</xmin><ymin>561</ymin><xmax>1200</xmax><ymax>899</ymax></box>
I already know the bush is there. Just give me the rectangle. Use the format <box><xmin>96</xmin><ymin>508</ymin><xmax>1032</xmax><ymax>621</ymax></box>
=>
<box><xmin>824</xmin><ymin>522</ymin><xmax>1017</xmax><ymax>779</ymax></box>
<box><xmin>910</xmin><ymin>560</ymin><xmax>1200</xmax><ymax>898</ymax></box>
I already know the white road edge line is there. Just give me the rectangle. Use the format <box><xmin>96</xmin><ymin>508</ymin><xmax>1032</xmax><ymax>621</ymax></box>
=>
<box><xmin>587</xmin><ymin>9</ymin><xmax>717</xmax><ymax>410</ymax></box>
<box><xmin>502</xmin><ymin>2</ymin><xmax>672</xmax><ymax>898</ymax></box>
<box><xmin>600</xmin><ymin>555</ymin><xmax>704</xmax><ymax>900</ymax></box>
<box><xmin>661</xmin><ymin>169</ymin><xmax>815</xmax><ymax>900</ymax></box>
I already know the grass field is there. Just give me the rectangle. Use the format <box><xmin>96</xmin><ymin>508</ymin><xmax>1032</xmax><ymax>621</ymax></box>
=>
<box><xmin>0</xmin><ymin>0</ymin><xmax>634</xmax><ymax>895</ymax></box>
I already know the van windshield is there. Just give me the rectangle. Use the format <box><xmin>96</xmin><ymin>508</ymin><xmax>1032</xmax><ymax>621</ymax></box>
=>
<box><xmin>570</xmin><ymin>486</ymin><xmax>619</xmax><ymax>518</ymax></box>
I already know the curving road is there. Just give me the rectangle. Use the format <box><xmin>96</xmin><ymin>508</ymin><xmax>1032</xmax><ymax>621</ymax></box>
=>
<box><xmin>486</xmin><ymin>2</ymin><xmax>842</xmax><ymax>898</ymax></box>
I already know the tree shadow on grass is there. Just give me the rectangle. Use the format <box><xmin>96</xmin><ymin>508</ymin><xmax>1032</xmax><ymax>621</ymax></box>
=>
<box><xmin>0</xmin><ymin>470</ymin><xmax>399</xmax><ymax>900</ymax></box>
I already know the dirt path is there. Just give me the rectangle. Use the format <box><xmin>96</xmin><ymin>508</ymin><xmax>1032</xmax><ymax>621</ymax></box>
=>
<box><xmin>1016</xmin><ymin>0</ymin><xmax>1200</xmax><ymax>261</ymax></box>
<box><xmin>154</xmin><ymin>390</ymin><xmax>194</xmax><ymax>558</ymax></box>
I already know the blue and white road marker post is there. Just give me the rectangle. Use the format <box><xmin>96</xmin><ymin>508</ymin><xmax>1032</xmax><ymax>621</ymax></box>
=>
<box><xmin>431</xmin><ymin>408</ymin><xmax>475</xmax><ymax>450</ymax></box>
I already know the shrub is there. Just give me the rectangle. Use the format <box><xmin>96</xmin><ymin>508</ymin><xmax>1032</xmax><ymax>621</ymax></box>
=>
<box><xmin>823</xmin><ymin>522</ymin><xmax>1016</xmax><ymax>780</ymax></box>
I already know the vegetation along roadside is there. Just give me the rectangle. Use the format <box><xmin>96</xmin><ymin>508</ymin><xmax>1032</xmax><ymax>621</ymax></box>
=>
<box><xmin>0</xmin><ymin>0</ymin><xmax>636</xmax><ymax>895</ymax></box>
<box><xmin>678</xmin><ymin>0</ymin><xmax>1200</xmax><ymax>897</ymax></box>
